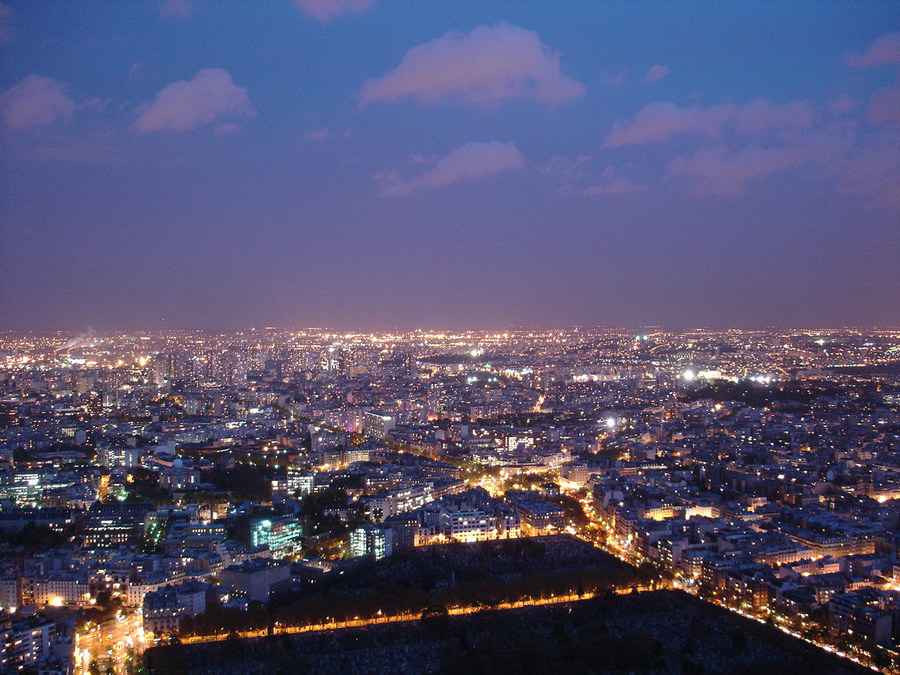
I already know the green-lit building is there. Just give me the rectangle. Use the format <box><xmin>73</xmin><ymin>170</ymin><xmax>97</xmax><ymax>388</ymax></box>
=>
<box><xmin>250</xmin><ymin>515</ymin><xmax>303</xmax><ymax>556</ymax></box>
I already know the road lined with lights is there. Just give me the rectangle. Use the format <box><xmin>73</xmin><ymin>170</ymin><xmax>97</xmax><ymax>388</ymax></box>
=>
<box><xmin>568</xmin><ymin>485</ymin><xmax>890</xmax><ymax>673</ymax></box>
<box><xmin>175</xmin><ymin>587</ymin><xmax>649</xmax><ymax>646</ymax></box>
<box><xmin>76</xmin><ymin>610</ymin><xmax>146</xmax><ymax>675</ymax></box>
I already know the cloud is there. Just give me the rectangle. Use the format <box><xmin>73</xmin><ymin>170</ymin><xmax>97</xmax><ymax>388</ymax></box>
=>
<box><xmin>868</xmin><ymin>81</ymin><xmax>900</xmax><ymax>126</ymax></box>
<box><xmin>847</xmin><ymin>32</ymin><xmax>900</xmax><ymax>68</ymax></box>
<box><xmin>135</xmin><ymin>68</ymin><xmax>254</xmax><ymax>133</ymax></box>
<box><xmin>545</xmin><ymin>160</ymin><xmax>645</xmax><ymax>197</ymax></box>
<box><xmin>292</xmin><ymin>0</ymin><xmax>377</xmax><ymax>21</ymax></box>
<box><xmin>361</xmin><ymin>22</ymin><xmax>585</xmax><ymax>107</ymax></box>
<box><xmin>304</xmin><ymin>127</ymin><xmax>331</xmax><ymax>141</ymax></box>
<box><xmin>603</xmin><ymin>87</ymin><xmax>896</xmax><ymax>208</ymax></box>
<box><xmin>540</xmin><ymin>154</ymin><xmax>592</xmax><ymax>180</ymax></box>
<box><xmin>605</xmin><ymin>101</ymin><xmax>732</xmax><ymax>146</ymax></box>
<box><xmin>78</xmin><ymin>96</ymin><xmax>111</xmax><ymax>113</ymax></box>
<box><xmin>835</xmin><ymin>131</ymin><xmax>900</xmax><ymax>209</ymax></box>
<box><xmin>732</xmin><ymin>98</ymin><xmax>816</xmax><ymax>134</ymax></box>
<box><xmin>0</xmin><ymin>2</ymin><xmax>14</xmax><ymax>44</ymax></box>
<box><xmin>641</xmin><ymin>64</ymin><xmax>670</xmax><ymax>85</ymax></box>
<box><xmin>214</xmin><ymin>122</ymin><xmax>240</xmax><ymax>136</ymax></box>
<box><xmin>159</xmin><ymin>0</ymin><xmax>201</xmax><ymax>19</ymax></box>
<box><xmin>0</xmin><ymin>75</ymin><xmax>75</xmax><ymax>129</ymax></box>
<box><xmin>667</xmin><ymin>124</ymin><xmax>854</xmax><ymax>197</ymax></box>
<box><xmin>668</xmin><ymin>145</ymin><xmax>802</xmax><ymax>197</ymax></box>
<box><xmin>604</xmin><ymin>98</ymin><xmax>816</xmax><ymax>146</ymax></box>
<box><xmin>303</xmin><ymin>127</ymin><xmax>351</xmax><ymax>141</ymax></box>
<box><xmin>828</xmin><ymin>94</ymin><xmax>859</xmax><ymax>117</ymax></box>
<box><xmin>303</xmin><ymin>127</ymin><xmax>340</xmax><ymax>141</ymax></box>
<box><xmin>378</xmin><ymin>140</ymin><xmax>524</xmax><ymax>196</ymax></box>
<box><xmin>574</xmin><ymin>177</ymin><xmax>645</xmax><ymax>196</ymax></box>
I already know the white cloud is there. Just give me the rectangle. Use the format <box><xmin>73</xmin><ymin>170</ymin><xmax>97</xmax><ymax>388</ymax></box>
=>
<box><xmin>292</xmin><ymin>0</ymin><xmax>377</xmax><ymax>21</ymax></box>
<box><xmin>641</xmin><ymin>64</ymin><xmax>670</xmax><ymax>85</ymax></box>
<box><xmin>159</xmin><ymin>0</ymin><xmax>200</xmax><ymax>19</ymax></box>
<box><xmin>828</xmin><ymin>94</ymin><xmax>859</xmax><ymax>117</ymax></box>
<box><xmin>545</xmin><ymin>160</ymin><xmax>644</xmax><ymax>197</ymax></box>
<box><xmin>214</xmin><ymin>123</ymin><xmax>240</xmax><ymax>136</ymax></box>
<box><xmin>605</xmin><ymin>98</ymin><xmax>816</xmax><ymax>146</ymax></box>
<box><xmin>0</xmin><ymin>75</ymin><xmax>75</xmax><ymax>129</ymax></box>
<box><xmin>304</xmin><ymin>127</ymin><xmax>331</xmax><ymax>141</ymax></box>
<box><xmin>361</xmin><ymin>22</ymin><xmax>585</xmax><ymax>107</ymax></box>
<box><xmin>135</xmin><ymin>68</ymin><xmax>254</xmax><ymax>133</ymax></box>
<box><xmin>732</xmin><ymin>98</ymin><xmax>816</xmax><ymax>134</ymax></box>
<box><xmin>835</xmin><ymin>131</ymin><xmax>900</xmax><ymax>209</ymax></box>
<box><xmin>847</xmin><ymin>32</ymin><xmax>900</xmax><ymax>68</ymax></box>
<box><xmin>868</xmin><ymin>81</ymin><xmax>900</xmax><ymax>126</ymax></box>
<box><xmin>378</xmin><ymin>141</ymin><xmax>524</xmax><ymax>196</ymax></box>
<box><xmin>668</xmin><ymin>145</ymin><xmax>804</xmax><ymax>197</ymax></box>
<box><xmin>540</xmin><ymin>154</ymin><xmax>592</xmax><ymax>180</ymax></box>
<box><xmin>574</xmin><ymin>178</ymin><xmax>645</xmax><ymax>196</ymax></box>
<box><xmin>303</xmin><ymin>127</ymin><xmax>350</xmax><ymax>141</ymax></box>
<box><xmin>605</xmin><ymin>101</ymin><xmax>732</xmax><ymax>146</ymax></box>
<box><xmin>667</xmin><ymin>124</ymin><xmax>855</xmax><ymax>197</ymax></box>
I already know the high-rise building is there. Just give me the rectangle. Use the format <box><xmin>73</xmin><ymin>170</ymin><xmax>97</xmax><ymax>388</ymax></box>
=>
<box><xmin>250</xmin><ymin>515</ymin><xmax>304</xmax><ymax>556</ymax></box>
<box><xmin>349</xmin><ymin>524</ymin><xmax>393</xmax><ymax>560</ymax></box>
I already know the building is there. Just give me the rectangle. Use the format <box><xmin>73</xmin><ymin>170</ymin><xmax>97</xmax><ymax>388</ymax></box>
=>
<box><xmin>349</xmin><ymin>524</ymin><xmax>393</xmax><ymax>560</ymax></box>
<box><xmin>505</xmin><ymin>490</ymin><xmax>565</xmax><ymax>534</ymax></box>
<box><xmin>158</xmin><ymin>462</ymin><xmax>199</xmax><ymax>490</ymax></box>
<box><xmin>0</xmin><ymin>577</ymin><xmax>16</xmax><ymax>614</ymax></box>
<box><xmin>271</xmin><ymin>471</ymin><xmax>315</xmax><ymax>499</ymax></box>
<box><xmin>126</xmin><ymin>574</ymin><xmax>183</xmax><ymax>609</ymax></box>
<box><xmin>439</xmin><ymin>508</ymin><xmax>493</xmax><ymax>542</ymax></box>
<box><xmin>0</xmin><ymin>616</ymin><xmax>56</xmax><ymax>671</ymax></box>
<box><xmin>829</xmin><ymin>588</ymin><xmax>900</xmax><ymax>646</ymax></box>
<box><xmin>219</xmin><ymin>559</ymin><xmax>290</xmax><ymax>604</ymax></box>
<box><xmin>250</xmin><ymin>515</ymin><xmax>304</xmax><ymax>557</ymax></box>
<box><xmin>363</xmin><ymin>411</ymin><xmax>395</xmax><ymax>438</ymax></box>
<box><xmin>81</xmin><ymin>501</ymin><xmax>155</xmax><ymax>548</ymax></box>
<box><xmin>363</xmin><ymin>483</ymin><xmax>434</xmax><ymax>522</ymax></box>
<box><xmin>31</xmin><ymin>574</ymin><xmax>91</xmax><ymax>608</ymax></box>
<box><xmin>142</xmin><ymin>580</ymin><xmax>213</xmax><ymax>636</ymax></box>
<box><xmin>96</xmin><ymin>442</ymin><xmax>141</xmax><ymax>468</ymax></box>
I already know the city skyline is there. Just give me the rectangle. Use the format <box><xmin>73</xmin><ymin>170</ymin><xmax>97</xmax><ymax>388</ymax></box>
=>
<box><xmin>1</xmin><ymin>1</ymin><xmax>899</xmax><ymax>332</ymax></box>
<box><xmin>1</xmin><ymin>323</ymin><xmax>899</xmax><ymax>670</ymax></box>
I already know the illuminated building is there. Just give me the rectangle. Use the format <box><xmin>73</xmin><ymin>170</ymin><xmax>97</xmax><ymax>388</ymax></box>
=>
<box><xmin>363</xmin><ymin>411</ymin><xmax>396</xmax><ymax>437</ymax></box>
<box><xmin>350</xmin><ymin>524</ymin><xmax>393</xmax><ymax>560</ymax></box>
<box><xmin>0</xmin><ymin>617</ymin><xmax>56</xmax><ymax>670</ymax></box>
<box><xmin>249</xmin><ymin>515</ymin><xmax>304</xmax><ymax>556</ymax></box>
<box><xmin>82</xmin><ymin>501</ymin><xmax>155</xmax><ymax>548</ymax></box>
<box><xmin>142</xmin><ymin>581</ymin><xmax>212</xmax><ymax>636</ymax></box>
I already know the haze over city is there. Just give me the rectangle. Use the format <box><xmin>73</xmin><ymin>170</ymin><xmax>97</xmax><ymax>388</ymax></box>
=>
<box><xmin>2</xmin><ymin>1</ymin><xmax>899</xmax><ymax>332</ymax></box>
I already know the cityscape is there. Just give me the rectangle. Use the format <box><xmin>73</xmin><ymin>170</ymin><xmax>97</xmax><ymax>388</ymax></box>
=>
<box><xmin>2</xmin><ymin>1</ymin><xmax>900</xmax><ymax>674</ymax></box>
<box><xmin>0</xmin><ymin>328</ymin><xmax>898</xmax><ymax>672</ymax></box>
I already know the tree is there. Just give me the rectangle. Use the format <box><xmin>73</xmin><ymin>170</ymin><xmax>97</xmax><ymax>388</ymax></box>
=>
<box><xmin>730</xmin><ymin>627</ymin><xmax>748</xmax><ymax>652</ymax></box>
<box><xmin>179</xmin><ymin>615</ymin><xmax>195</xmax><ymax>637</ymax></box>
<box><xmin>0</xmin><ymin>520</ymin><xmax>66</xmax><ymax>549</ymax></box>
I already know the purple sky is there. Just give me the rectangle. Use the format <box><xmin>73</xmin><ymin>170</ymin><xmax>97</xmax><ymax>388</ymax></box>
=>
<box><xmin>1</xmin><ymin>1</ymin><xmax>898</xmax><ymax>332</ymax></box>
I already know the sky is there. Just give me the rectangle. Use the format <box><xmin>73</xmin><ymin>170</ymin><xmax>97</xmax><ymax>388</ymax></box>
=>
<box><xmin>0</xmin><ymin>0</ymin><xmax>898</xmax><ymax>332</ymax></box>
